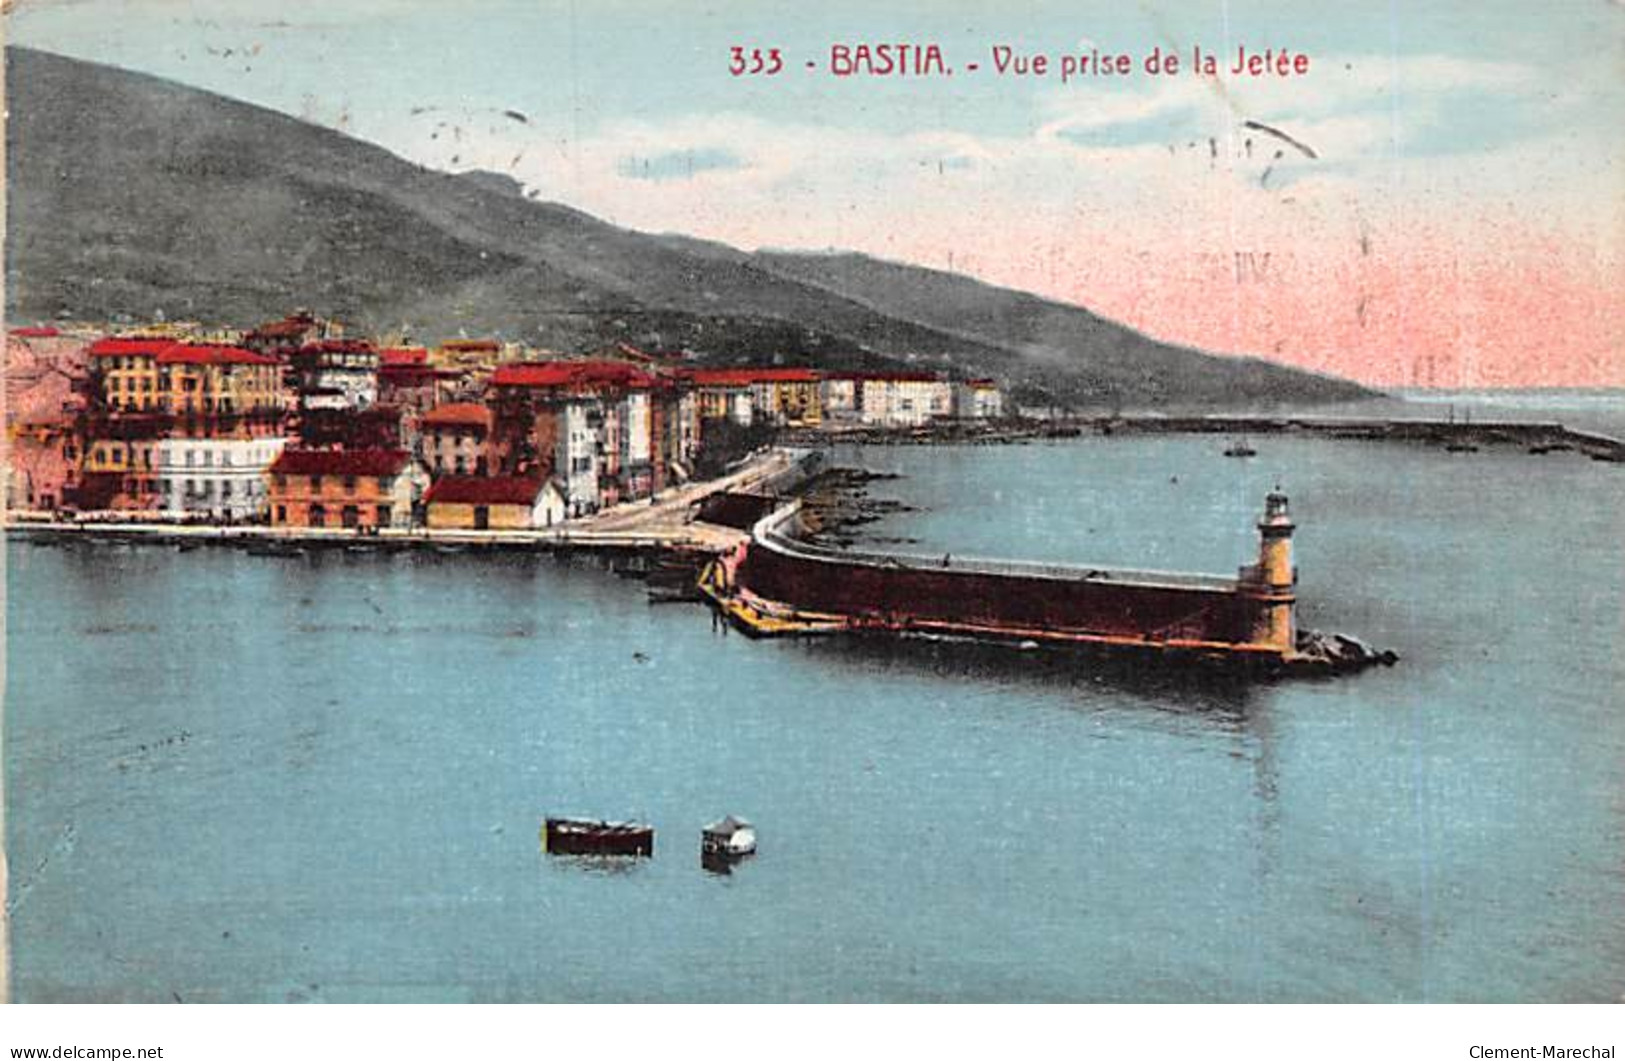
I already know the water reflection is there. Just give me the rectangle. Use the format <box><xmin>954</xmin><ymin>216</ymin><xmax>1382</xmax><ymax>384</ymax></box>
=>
<box><xmin>792</xmin><ymin>630</ymin><xmax>1260</xmax><ymax>719</ymax></box>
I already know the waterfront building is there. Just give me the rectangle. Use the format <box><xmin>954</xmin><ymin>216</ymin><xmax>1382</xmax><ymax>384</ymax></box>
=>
<box><xmin>556</xmin><ymin>398</ymin><xmax>600</xmax><ymax>516</ymax></box>
<box><xmin>420</xmin><ymin>403</ymin><xmax>494</xmax><ymax>476</ymax></box>
<box><xmin>952</xmin><ymin>379</ymin><xmax>1005</xmax><ymax>420</ymax></box>
<box><xmin>488</xmin><ymin>360</ymin><xmax>674</xmax><ymax>515</ymax></box>
<box><xmin>820</xmin><ymin>376</ymin><xmax>859</xmax><ymax>424</ymax></box>
<box><xmin>676</xmin><ymin>389</ymin><xmax>701</xmax><ymax>469</ymax></box>
<box><xmin>77</xmin><ymin>424</ymin><xmax>163</xmax><ymax>512</ymax></box>
<box><xmin>423</xmin><ymin>475</ymin><xmax>567</xmax><ymax>530</ymax></box>
<box><xmin>686</xmin><ymin>370</ymin><xmax>756</xmax><ymax>426</ymax></box>
<box><xmin>5</xmin><ymin>330</ymin><xmax>89</xmax><ymax>511</ymax></box>
<box><xmin>267</xmin><ymin>448</ymin><xmax>420</xmax><ymax>530</ymax></box>
<box><xmin>155</xmin><ymin>435</ymin><xmax>290</xmax><ymax>522</ymax></box>
<box><xmin>685</xmin><ymin>368</ymin><xmax>822</xmax><ymax>427</ymax></box>
<box><xmin>6</xmin><ymin>417</ymin><xmax>83</xmax><ymax>514</ymax></box>
<box><xmin>854</xmin><ymin>372</ymin><xmax>953</xmax><ymax>427</ymax></box>
<box><xmin>752</xmin><ymin>368</ymin><xmax>823</xmax><ymax>427</ymax></box>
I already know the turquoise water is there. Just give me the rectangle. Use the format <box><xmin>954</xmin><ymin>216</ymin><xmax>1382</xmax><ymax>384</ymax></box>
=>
<box><xmin>7</xmin><ymin>415</ymin><xmax>1624</xmax><ymax>1001</ymax></box>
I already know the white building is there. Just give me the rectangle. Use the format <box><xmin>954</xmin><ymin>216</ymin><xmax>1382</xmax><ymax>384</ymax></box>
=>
<box><xmin>953</xmin><ymin>379</ymin><xmax>1005</xmax><ymax>420</ymax></box>
<box><xmin>555</xmin><ymin>400</ymin><xmax>600</xmax><ymax>517</ymax></box>
<box><xmin>821</xmin><ymin>377</ymin><xmax>860</xmax><ymax>424</ymax></box>
<box><xmin>156</xmin><ymin>436</ymin><xmax>290</xmax><ymax>521</ymax></box>
<box><xmin>858</xmin><ymin>375</ymin><xmax>953</xmax><ymax>427</ymax></box>
<box><xmin>293</xmin><ymin>342</ymin><xmax>379</xmax><ymax>411</ymax></box>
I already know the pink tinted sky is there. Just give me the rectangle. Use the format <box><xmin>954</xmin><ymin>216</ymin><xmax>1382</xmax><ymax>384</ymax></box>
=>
<box><xmin>12</xmin><ymin>1</ymin><xmax>1623</xmax><ymax>387</ymax></box>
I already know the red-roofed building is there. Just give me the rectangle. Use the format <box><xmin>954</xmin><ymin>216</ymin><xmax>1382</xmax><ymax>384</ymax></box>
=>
<box><xmin>490</xmin><ymin>360</ymin><xmax>661</xmax><ymax>392</ymax></box>
<box><xmin>420</xmin><ymin>402</ymin><xmax>495</xmax><ymax>476</ymax></box>
<box><xmin>423</xmin><ymin>475</ymin><xmax>566</xmax><ymax>530</ymax></box>
<box><xmin>380</xmin><ymin>347</ymin><xmax>430</xmax><ymax>367</ymax></box>
<box><xmin>821</xmin><ymin>370</ymin><xmax>952</xmax><ymax>427</ymax></box>
<box><xmin>156</xmin><ymin>344</ymin><xmax>286</xmax><ymax>425</ymax></box>
<box><xmin>377</xmin><ymin>362</ymin><xmax>457</xmax><ymax>417</ymax></box>
<box><xmin>9</xmin><ymin>326</ymin><xmax>61</xmax><ymax>339</ymax></box>
<box><xmin>686</xmin><ymin>366</ymin><xmax>822</xmax><ymax>427</ymax></box>
<box><xmin>88</xmin><ymin>337</ymin><xmax>175</xmax><ymax>412</ymax></box>
<box><xmin>242</xmin><ymin>312</ymin><xmax>340</xmax><ymax>357</ymax></box>
<box><xmin>267</xmin><ymin>448</ymin><xmax>422</xmax><ymax>529</ymax></box>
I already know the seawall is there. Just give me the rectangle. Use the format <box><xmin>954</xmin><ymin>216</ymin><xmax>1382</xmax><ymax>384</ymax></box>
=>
<box><xmin>704</xmin><ymin>498</ymin><xmax>1308</xmax><ymax>665</ymax></box>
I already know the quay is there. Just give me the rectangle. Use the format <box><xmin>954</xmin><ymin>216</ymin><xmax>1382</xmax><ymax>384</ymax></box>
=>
<box><xmin>700</xmin><ymin>490</ymin><xmax>1394</xmax><ymax>674</ymax></box>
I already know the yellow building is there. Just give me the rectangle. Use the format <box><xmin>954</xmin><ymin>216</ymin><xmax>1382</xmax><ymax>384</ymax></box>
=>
<box><xmin>423</xmin><ymin>475</ymin><xmax>567</xmax><ymax>530</ymax></box>
<box><xmin>157</xmin><ymin>344</ymin><xmax>286</xmax><ymax>419</ymax></box>
<box><xmin>88</xmin><ymin>338</ymin><xmax>168</xmax><ymax>412</ymax></box>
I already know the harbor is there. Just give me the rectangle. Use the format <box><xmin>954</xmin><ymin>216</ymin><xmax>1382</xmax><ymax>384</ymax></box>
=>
<box><xmin>8</xmin><ymin>420</ymin><xmax>1623</xmax><ymax>1002</ymax></box>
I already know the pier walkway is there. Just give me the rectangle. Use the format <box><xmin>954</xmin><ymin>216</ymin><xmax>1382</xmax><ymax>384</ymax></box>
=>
<box><xmin>4</xmin><ymin>449</ymin><xmax>805</xmax><ymax>556</ymax></box>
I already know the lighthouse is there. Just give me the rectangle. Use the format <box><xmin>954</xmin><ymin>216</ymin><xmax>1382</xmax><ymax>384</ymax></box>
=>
<box><xmin>1249</xmin><ymin>491</ymin><xmax>1298</xmax><ymax>655</ymax></box>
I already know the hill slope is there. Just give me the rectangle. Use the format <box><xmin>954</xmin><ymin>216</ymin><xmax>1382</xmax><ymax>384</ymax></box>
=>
<box><xmin>4</xmin><ymin>46</ymin><xmax>1373</xmax><ymax>408</ymax></box>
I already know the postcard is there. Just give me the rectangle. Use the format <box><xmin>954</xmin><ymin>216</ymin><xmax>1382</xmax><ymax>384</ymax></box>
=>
<box><xmin>3</xmin><ymin>0</ymin><xmax>1621</xmax><ymax>1010</ymax></box>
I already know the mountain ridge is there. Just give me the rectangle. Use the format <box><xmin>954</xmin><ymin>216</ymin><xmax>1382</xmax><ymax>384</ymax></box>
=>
<box><xmin>4</xmin><ymin>46</ymin><xmax>1375</xmax><ymax>408</ymax></box>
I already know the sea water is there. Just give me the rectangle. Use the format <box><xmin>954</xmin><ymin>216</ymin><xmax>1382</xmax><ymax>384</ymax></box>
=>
<box><xmin>7</xmin><ymin>400</ymin><xmax>1623</xmax><ymax>1001</ymax></box>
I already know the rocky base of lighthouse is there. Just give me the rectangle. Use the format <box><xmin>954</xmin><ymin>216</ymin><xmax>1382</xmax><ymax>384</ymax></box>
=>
<box><xmin>1291</xmin><ymin>629</ymin><xmax>1400</xmax><ymax>673</ymax></box>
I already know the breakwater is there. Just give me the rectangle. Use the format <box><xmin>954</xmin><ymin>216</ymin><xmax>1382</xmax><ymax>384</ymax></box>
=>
<box><xmin>788</xmin><ymin>415</ymin><xmax>1625</xmax><ymax>462</ymax></box>
<box><xmin>701</xmin><ymin>491</ymin><xmax>1393</xmax><ymax>673</ymax></box>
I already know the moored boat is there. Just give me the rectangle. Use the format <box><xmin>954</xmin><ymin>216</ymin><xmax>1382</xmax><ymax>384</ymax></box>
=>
<box><xmin>542</xmin><ymin>817</ymin><xmax>654</xmax><ymax>857</ymax></box>
<box><xmin>701</xmin><ymin>815</ymin><xmax>757</xmax><ymax>858</ymax></box>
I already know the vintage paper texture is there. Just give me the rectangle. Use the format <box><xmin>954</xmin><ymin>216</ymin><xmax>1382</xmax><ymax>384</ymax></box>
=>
<box><xmin>1</xmin><ymin>1</ymin><xmax>1621</xmax><ymax>1003</ymax></box>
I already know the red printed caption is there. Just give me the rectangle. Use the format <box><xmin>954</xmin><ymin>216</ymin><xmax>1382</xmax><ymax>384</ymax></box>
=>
<box><xmin>729</xmin><ymin>43</ymin><xmax>1311</xmax><ymax>81</ymax></box>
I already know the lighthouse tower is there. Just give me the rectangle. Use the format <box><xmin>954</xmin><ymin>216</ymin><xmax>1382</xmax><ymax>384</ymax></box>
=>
<box><xmin>1249</xmin><ymin>492</ymin><xmax>1298</xmax><ymax>655</ymax></box>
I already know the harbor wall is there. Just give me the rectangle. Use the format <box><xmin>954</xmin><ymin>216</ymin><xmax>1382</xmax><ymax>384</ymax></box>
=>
<box><xmin>733</xmin><ymin>507</ymin><xmax>1278</xmax><ymax>650</ymax></box>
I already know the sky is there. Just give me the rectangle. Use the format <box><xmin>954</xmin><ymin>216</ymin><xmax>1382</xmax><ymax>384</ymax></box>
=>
<box><xmin>7</xmin><ymin>0</ymin><xmax>1623</xmax><ymax>387</ymax></box>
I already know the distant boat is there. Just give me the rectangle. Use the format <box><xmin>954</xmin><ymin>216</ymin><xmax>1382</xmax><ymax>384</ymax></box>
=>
<box><xmin>701</xmin><ymin>815</ymin><xmax>757</xmax><ymax>858</ymax></box>
<box><xmin>1444</xmin><ymin>441</ymin><xmax>1479</xmax><ymax>453</ymax></box>
<box><xmin>1223</xmin><ymin>439</ymin><xmax>1257</xmax><ymax>458</ymax></box>
<box><xmin>542</xmin><ymin>817</ymin><xmax>654</xmax><ymax>857</ymax></box>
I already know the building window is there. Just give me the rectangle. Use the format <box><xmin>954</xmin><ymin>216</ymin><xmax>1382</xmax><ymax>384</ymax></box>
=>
<box><xmin>375</xmin><ymin>504</ymin><xmax>392</xmax><ymax>526</ymax></box>
<box><xmin>341</xmin><ymin>505</ymin><xmax>360</xmax><ymax>528</ymax></box>
<box><xmin>343</xmin><ymin>475</ymin><xmax>357</xmax><ymax>493</ymax></box>
<box><xmin>311</xmin><ymin>475</ymin><xmax>323</xmax><ymax>490</ymax></box>
<box><xmin>309</xmin><ymin>504</ymin><xmax>326</xmax><ymax>527</ymax></box>
<box><xmin>275</xmin><ymin>505</ymin><xmax>287</xmax><ymax>524</ymax></box>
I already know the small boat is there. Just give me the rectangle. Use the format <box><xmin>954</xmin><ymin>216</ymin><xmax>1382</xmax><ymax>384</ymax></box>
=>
<box><xmin>1223</xmin><ymin>439</ymin><xmax>1257</xmax><ymax>458</ymax></box>
<box><xmin>542</xmin><ymin>817</ymin><xmax>654</xmax><ymax>857</ymax></box>
<box><xmin>1444</xmin><ymin>441</ymin><xmax>1479</xmax><ymax>453</ymax></box>
<box><xmin>701</xmin><ymin>815</ymin><xmax>757</xmax><ymax>858</ymax></box>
